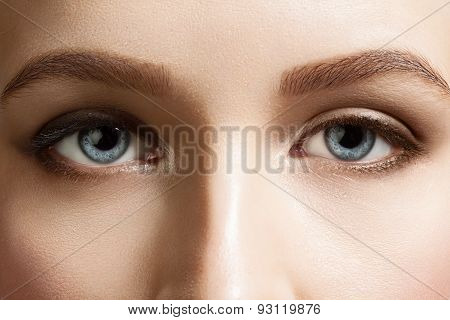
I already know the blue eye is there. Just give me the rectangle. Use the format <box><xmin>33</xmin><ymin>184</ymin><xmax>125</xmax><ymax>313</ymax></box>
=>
<box><xmin>78</xmin><ymin>126</ymin><xmax>130</xmax><ymax>164</ymax></box>
<box><xmin>53</xmin><ymin>124</ymin><xmax>140</xmax><ymax>166</ymax></box>
<box><xmin>35</xmin><ymin>110</ymin><xmax>163</xmax><ymax>169</ymax></box>
<box><xmin>324</xmin><ymin>125</ymin><xmax>375</xmax><ymax>161</ymax></box>
<box><xmin>295</xmin><ymin>110</ymin><xmax>414</xmax><ymax>166</ymax></box>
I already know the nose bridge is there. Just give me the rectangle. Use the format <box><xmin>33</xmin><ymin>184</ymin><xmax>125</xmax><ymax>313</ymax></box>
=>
<box><xmin>195</xmin><ymin>143</ymin><xmax>294</xmax><ymax>299</ymax></box>
<box><xmin>198</xmin><ymin>173</ymin><xmax>245</xmax><ymax>298</ymax></box>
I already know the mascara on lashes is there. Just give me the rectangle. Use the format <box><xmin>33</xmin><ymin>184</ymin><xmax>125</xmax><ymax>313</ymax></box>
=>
<box><xmin>30</xmin><ymin>109</ymin><xmax>143</xmax><ymax>152</ymax></box>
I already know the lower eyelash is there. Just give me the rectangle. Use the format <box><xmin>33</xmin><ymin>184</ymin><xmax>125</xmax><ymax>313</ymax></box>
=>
<box><xmin>35</xmin><ymin>147</ymin><xmax>163</xmax><ymax>182</ymax></box>
<box><xmin>292</xmin><ymin>148</ymin><xmax>425</xmax><ymax>178</ymax></box>
<box><xmin>322</xmin><ymin>149</ymin><xmax>424</xmax><ymax>174</ymax></box>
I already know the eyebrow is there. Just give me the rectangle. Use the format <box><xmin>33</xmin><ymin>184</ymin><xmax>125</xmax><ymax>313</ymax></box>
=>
<box><xmin>279</xmin><ymin>49</ymin><xmax>450</xmax><ymax>96</ymax></box>
<box><xmin>3</xmin><ymin>49</ymin><xmax>448</xmax><ymax>104</ymax></box>
<box><xmin>0</xmin><ymin>50</ymin><xmax>173</xmax><ymax>102</ymax></box>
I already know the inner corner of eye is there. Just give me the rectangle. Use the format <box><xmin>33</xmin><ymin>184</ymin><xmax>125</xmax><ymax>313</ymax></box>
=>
<box><xmin>289</xmin><ymin>141</ymin><xmax>307</xmax><ymax>157</ymax></box>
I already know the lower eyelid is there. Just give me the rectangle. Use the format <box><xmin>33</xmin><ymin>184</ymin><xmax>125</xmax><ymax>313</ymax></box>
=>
<box><xmin>303</xmin><ymin>153</ymin><xmax>416</xmax><ymax>175</ymax></box>
<box><xmin>37</xmin><ymin>150</ymin><xmax>148</xmax><ymax>181</ymax></box>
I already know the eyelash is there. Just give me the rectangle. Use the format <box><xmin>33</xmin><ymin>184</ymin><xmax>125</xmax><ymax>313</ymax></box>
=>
<box><xmin>31</xmin><ymin>109</ymin><xmax>163</xmax><ymax>179</ymax></box>
<box><xmin>288</xmin><ymin>113</ymin><xmax>426</xmax><ymax>173</ymax></box>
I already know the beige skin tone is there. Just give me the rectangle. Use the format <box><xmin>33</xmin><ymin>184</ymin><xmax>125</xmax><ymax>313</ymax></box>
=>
<box><xmin>0</xmin><ymin>0</ymin><xmax>449</xmax><ymax>299</ymax></box>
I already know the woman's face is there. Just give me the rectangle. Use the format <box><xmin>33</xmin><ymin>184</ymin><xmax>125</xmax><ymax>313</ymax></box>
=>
<box><xmin>0</xmin><ymin>0</ymin><xmax>449</xmax><ymax>299</ymax></box>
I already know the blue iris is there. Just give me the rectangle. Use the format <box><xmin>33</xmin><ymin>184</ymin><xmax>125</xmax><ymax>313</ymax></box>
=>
<box><xmin>78</xmin><ymin>126</ymin><xmax>130</xmax><ymax>163</ymax></box>
<box><xmin>325</xmin><ymin>125</ymin><xmax>375</xmax><ymax>161</ymax></box>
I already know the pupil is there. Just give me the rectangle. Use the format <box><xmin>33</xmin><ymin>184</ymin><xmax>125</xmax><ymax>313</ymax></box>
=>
<box><xmin>338</xmin><ymin>125</ymin><xmax>364</xmax><ymax>148</ymax></box>
<box><xmin>91</xmin><ymin>126</ymin><xmax>120</xmax><ymax>151</ymax></box>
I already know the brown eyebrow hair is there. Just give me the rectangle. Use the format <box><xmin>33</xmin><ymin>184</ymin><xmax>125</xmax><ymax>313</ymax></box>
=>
<box><xmin>279</xmin><ymin>49</ymin><xmax>450</xmax><ymax>96</ymax></box>
<box><xmin>0</xmin><ymin>50</ymin><xmax>173</xmax><ymax>102</ymax></box>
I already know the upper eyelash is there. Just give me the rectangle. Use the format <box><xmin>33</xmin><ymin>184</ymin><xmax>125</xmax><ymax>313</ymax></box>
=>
<box><xmin>292</xmin><ymin>114</ymin><xmax>422</xmax><ymax>152</ymax></box>
<box><xmin>30</xmin><ymin>109</ymin><xmax>146</xmax><ymax>152</ymax></box>
<box><xmin>32</xmin><ymin>120</ymin><xmax>124</xmax><ymax>152</ymax></box>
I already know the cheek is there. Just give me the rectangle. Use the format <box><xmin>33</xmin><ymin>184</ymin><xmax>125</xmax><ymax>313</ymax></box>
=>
<box><xmin>0</xmin><ymin>182</ymin><xmax>70</xmax><ymax>298</ymax></box>
<box><xmin>272</xmin><ymin>158</ymin><xmax>449</xmax><ymax>298</ymax></box>
<box><xmin>0</xmin><ymin>152</ymin><xmax>169</xmax><ymax>298</ymax></box>
<box><xmin>0</xmin><ymin>186</ymin><xmax>149</xmax><ymax>299</ymax></box>
<box><xmin>328</xmin><ymin>167</ymin><xmax>449</xmax><ymax>298</ymax></box>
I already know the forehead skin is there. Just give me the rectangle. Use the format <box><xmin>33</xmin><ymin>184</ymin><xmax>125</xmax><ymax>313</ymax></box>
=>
<box><xmin>0</xmin><ymin>0</ymin><xmax>449</xmax><ymax>299</ymax></box>
<box><xmin>0</xmin><ymin>0</ymin><xmax>449</xmax><ymax>122</ymax></box>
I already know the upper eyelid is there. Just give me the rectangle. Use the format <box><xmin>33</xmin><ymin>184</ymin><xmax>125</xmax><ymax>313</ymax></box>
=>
<box><xmin>300</xmin><ymin>116</ymin><xmax>407</xmax><ymax>142</ymax></box>
<box><xmin>291</xmin><ymin>108</ymin><xmax>422</xmax><ymax>151</ymax></box>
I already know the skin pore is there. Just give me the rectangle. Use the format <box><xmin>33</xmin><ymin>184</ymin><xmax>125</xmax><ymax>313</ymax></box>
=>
<box><xmin>0</xmin><ymin>0</ymin><xmax>449</xmax><ymax>299</ymax></box>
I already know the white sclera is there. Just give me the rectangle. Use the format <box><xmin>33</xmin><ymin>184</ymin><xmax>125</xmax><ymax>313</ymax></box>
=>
<box><xmin>54</xmin><ymin>131</ymin><xmax>140</xmax><ymax>166</ymax></box>
<box><xmin>304</xmin><ymin>130</ymin><xmax>392</xmax><ymax>162</ymax></box>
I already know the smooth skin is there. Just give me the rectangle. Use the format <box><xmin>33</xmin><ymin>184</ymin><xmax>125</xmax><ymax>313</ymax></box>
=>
<box><xmin>0</xmin><ymin>0</ymin><xmax>449</xmax><ymax>299</ymax></box>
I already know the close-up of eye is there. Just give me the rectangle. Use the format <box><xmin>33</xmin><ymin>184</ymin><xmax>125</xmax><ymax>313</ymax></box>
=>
<box><xmin>55</xmin><ymin>126</ymin><xmax>137</xmax><ymax>166</ymax></box>
<box><xmin>304</xmin><ymin>124</ymin><xmax>391</xmax><ymax>162</ymax></box>
<box><xmin>30</xmin><ymin>109</ymin><xmax>163</xmax><ymax>173</ymax></box>
<box><xmin>289</xmin><ymin>108</ymin><xmax>423</xmax><ymax>170</ymax></box>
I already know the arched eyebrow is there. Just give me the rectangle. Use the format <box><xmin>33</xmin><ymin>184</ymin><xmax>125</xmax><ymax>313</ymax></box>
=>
<box><xmin>0</xmin><ymin>50</ymin><xmax>173</xmax><ymax>103</ymax></box>
<box><xmin>279</xmin><ymin>49</ymin><xmax>450</xmax><ymax>97</ymax></box>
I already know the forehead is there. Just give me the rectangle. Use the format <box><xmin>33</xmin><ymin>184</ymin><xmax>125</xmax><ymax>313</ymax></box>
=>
<box><xmin>0</xmin><ymin>0</ymin><xmax>449</xmax><ymax>98</ymax></box>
